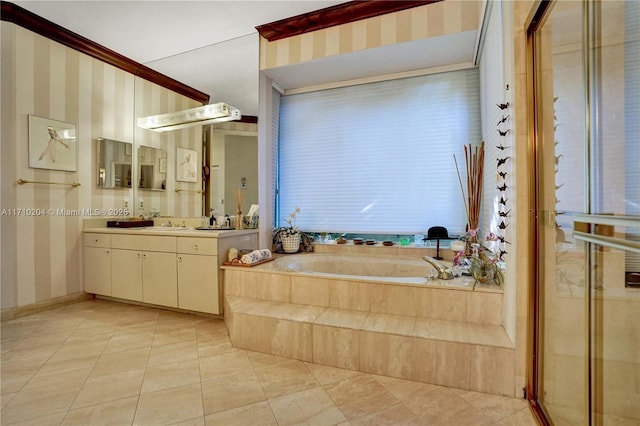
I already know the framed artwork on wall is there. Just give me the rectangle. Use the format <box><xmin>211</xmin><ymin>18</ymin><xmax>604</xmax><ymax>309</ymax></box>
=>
<box><xmin>176</xmin><ymin>147</ymin><xmax>197</xmax><ymax>182</ymax></box>
<box><xmin>28</xmin><ymin>115</ymin><xmax>78</xmax><ymax>171</ymax></box>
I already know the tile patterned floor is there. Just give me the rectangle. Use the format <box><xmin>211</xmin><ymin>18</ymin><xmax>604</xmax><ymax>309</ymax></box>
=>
<box><xmin>1</xmin><ymin>299</ymin><xmax>537</xmax><ymax>425</ymax></box>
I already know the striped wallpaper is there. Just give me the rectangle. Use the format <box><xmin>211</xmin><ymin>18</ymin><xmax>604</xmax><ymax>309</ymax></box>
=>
<box><xmin>1</xmin><ymin>22</ymin><xmax>201</xmax><ymax>311</ymax></box>
<box><xmin>259</xmin><ymin>0</ymin><xmax>482</xmax><ymax>70</ymax></box>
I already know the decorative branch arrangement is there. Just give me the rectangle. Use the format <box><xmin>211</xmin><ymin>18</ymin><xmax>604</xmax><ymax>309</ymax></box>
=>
<box><xmin>454</xmin><ymin>141</ymin><xmax>485</xmax><ymax>236</ymax></box>
<box><xmin>233</xmin><ymin>187</ymin><xmax>246</xmax><ymax>229</ymax></box>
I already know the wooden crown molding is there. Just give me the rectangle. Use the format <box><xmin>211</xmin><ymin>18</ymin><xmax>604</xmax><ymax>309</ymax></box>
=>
<box><xmin>1</xmin><ymin>1</ymin><xmax>209</xmax><ymax>104</ymax></box>
<box><xmin>256</xmin><ymin>0</ymin><xmax>440</xmax><ymax>42</ymax></box>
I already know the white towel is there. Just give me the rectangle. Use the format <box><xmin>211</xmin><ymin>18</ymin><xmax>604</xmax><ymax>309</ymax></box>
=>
<box><xmin>240</xmin><ymin>249</ymin><xmax>271</xmax><ymax>264</ymax></box>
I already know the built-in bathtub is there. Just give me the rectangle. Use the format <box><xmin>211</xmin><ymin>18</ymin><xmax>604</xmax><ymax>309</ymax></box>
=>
<box><xmin>222</xmin><ymin>252</ymin><xmax>514</xmax><ymax>396</ymax></box>
<box><xmin>262</xmin><ymin>253</ymin><xmax>484</xmax><ymax>289</ymax></box>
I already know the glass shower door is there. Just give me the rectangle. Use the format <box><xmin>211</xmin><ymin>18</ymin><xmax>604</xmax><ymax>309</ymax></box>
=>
<box><xmin>584</xmin><ymin>1</ymin><xmax>640</xmax><ymax>423</ymax></box>
<box><xmin>533</xmin><ymin>1</ymin><xmax>639</xmax><ymax>424</ymax></box>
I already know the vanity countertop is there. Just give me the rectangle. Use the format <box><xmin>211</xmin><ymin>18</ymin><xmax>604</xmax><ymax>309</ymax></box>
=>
<box><xmin>83</xmin><ymin>227</ymin><xmax>258</xmax><ymax>238</ymax></box>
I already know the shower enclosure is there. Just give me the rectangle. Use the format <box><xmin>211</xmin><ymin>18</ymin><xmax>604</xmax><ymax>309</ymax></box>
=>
<box><xmin>528</xmin><ymin>1</ymin><xmax>639</xmax><ymax>424</ymax></box>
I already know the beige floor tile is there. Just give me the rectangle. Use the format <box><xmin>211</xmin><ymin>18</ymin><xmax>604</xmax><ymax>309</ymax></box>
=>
<box><xmin>152</xmin><ymin>327</ymin><xmax>197</xmax><ymax>346</ymax></box>
<box><xmin>1</xmin><ymin>384</ymin><xmax>78</xmax><ymax>425</ymax></box>
<box><xmin>71</xmin><ymin>368</ymin><xmax>145</xmax><ymax>409</ymax></box>
<box><xmin>148</xmin><ymin>339</ymin><xmax>199</xmax><ymax>367</ymax></box>
<box><xmin>323</xmin><ymin>375</ymin><xmax>399</xmax><ymax>421</ymax></box>
<box><xmin>204</xmin><ymin>401</ymin><xmax>277</xmax><ymax>426</ymax></box>
<box><xmin>0</xmin><ymin>298</ymin><xmax>539</xmax><ymax>426</ymax></box>
<box><xmin>199</xmin><ymin>350</ymin><xmax>253</xmax><ymax>380</ymax></box>
<box><xmin>304</xmin><ymin>362</ymin><xmax>363</xmax><ymax>385</ymax></box>
<box><xmin>197</xmin><ymin>335</ymin><xmax>240</xmax><ymax>358</ymax></box>
<box><xmin>61</xmin><ymin>396</ymin><xmax>138</xmax><ymax>425</ymax></box>
<box><xmin>141</xmin><ymin>357</ymin><xmax>201</xmax><ymax>394</ymax></box>
<box><xmin>201</xmin><ymin>372</ymin><xmax>266</xmax><ymax>415</ymax></box>
<box><xmin>269</xmin><ymin>387</ymin><xmax>347</xmax><ymax>425</ymax></box>
<box><xmin>403</xmin><ymin>387</ymin><xmax>493</xmax><ymax>425</ymax></box>
<box><xmin>103</xmin><ymin>331</ymin><xmax>155</xmax><ymax>353</ymax></box>
<box><xmin>1</xmin><ymin>408</ymin><xmax>68</xmax><ymax>426</ymax></box>
<box><xmin>134</xmin><ymin>382</ymin><xmax>204</xmax><ymax>425</ymax></box>
<box><xmin>453</xmin><ymin>388</ymin><xmax>529</xmax><ymax>421</ymax></box>
<box><xmin>90</xmin><ymin>347</ymin><xmax>151</xmax><ymax>377</ymax></box>
<box><xmin>171</xmin><ymin>416</ymin><xmax>206</xmax><ymax>426</ymax></box>
<box><xmin>374</xmin><ymin>375</ymin><xmax>441</xmax><ymax>401</ymax></box>
<box><xmin>47</xmin><ymin>335</ymin><xmax>111</xmax><ymax>362</ymax></box>
<box><xmin>252</xmin><ymin>357</ymin><xmax>319</xmax><ymax>399</ymax></box>
<box><xmin>350</xmin><ymin>403</ymin><xmax>424</xmax><ymax>425</ymax></box>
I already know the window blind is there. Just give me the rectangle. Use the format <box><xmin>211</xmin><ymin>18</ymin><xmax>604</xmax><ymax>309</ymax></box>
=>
<box><xmin>272</xmin><ymin>87</ymin><xmax>281</xmax><ymax>228</ymax></box>
<box><xmin>278</xmin><ymin>68</ymin><xmax>481</xmax><ymax>234</ymax></box>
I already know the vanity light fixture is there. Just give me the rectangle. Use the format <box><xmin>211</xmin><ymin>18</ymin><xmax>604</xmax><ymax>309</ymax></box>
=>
<box><xmin>137</xmin><ymin>102</ymin><xmax>241</xmax><ymax>132</ymax></box>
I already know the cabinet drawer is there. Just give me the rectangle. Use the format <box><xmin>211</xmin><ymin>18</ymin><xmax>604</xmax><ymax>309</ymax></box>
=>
<box><xmin>177</xmin><ymin>237</ymin><xmax>218</xmax><ymax>255</ymax></box>
<box><xmin>111</xmin><ymin>234</ymin><xmax>176</xmax><ymax>252</ymax></box>
<box><xmin>84</xmin><ymin>233</ymin><xmax>110</xmax><ymax>248</ymax></box>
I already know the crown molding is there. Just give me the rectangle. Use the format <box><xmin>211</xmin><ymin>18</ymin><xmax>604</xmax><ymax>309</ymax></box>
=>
<box><xmin>256</xmin><ymin>0</ymin><xmax>440</xmax><ymax>42</ymax></box>
<box><xmin>1</xmin><ymin>1</ymin><xmax>209</xmax><ymax>104</ymax></box>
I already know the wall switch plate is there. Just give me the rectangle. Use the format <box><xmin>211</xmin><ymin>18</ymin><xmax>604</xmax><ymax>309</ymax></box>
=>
<box><xmin>123</xmin><ymin>199</ymin><xmax>129</xmax><ymax>210</ymax></box>
<box><xmin>139</xmin><ymin>199</ymin><xmax>144</xmax><ymax>210</ymax></box>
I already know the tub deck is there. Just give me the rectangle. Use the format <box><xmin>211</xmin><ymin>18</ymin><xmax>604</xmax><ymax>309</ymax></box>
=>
<box><xmin>222</xmin><ymin>253</ymin><xmax>514</xmax><ymax>397</ymax></box>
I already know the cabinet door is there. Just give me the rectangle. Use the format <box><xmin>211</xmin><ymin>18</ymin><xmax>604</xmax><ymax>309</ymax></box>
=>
<box><xmin>111</xmin><ymin>249</ymin><xmax>143</xmax><ymax>302</ymax></box>
<box><xmin>178</xmin><ymin>254</ymin><xmax>219</xmax><ymax>314</ymax></box>
<box><xmin>143</xmin><ymin>251</ymin><xmax>177</xmax><ymax>307</ymax></box>
<box><xmin>84</xmin><ymin>246</ymin><xmax>111</xmax><ymax>295</ymax></box>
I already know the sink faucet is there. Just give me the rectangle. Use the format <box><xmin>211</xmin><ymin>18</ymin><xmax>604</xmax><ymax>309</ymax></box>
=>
<box><xmin>423</xmin><ymin>256</ymin><xmax>454</xmax><ymax>280</ymax></box>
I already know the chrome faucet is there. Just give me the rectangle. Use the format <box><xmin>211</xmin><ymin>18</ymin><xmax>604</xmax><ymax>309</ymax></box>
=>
<box><xmin>423</xmin><ymin>256</ymin><xmax>454</xmax><ymax>280</ymax></box>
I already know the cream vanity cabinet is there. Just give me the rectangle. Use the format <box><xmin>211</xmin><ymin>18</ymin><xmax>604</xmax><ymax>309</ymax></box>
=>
<box><xmin>84</xmin><ymin>233</ymin><xmax>112</xmax><ymax>296</ymax></box>
<box><xmin>110</xmin><ymin>234</ymin><xmax>178</xmax><ymax>307</ymax></box>
<box><xmin>177</xmin><ymin>237</ymin><xmax>219</xmax><ymax>313</ymax></box>
<box><xmin>83</xmin><ymin>229</ymin><xmax>257</xmax><ymax>314</ymax></box>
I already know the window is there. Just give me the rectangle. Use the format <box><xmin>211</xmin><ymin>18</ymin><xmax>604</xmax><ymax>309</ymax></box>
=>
<box><xmin>277</xmin><ymin>68</ymin><xmax>481</xmax><ymax>234</ymax></box>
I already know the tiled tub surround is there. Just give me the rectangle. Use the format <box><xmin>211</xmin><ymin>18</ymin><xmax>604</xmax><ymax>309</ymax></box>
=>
<box><xmin>223</xmin><ymin>253</ymin><xmax>515</xmax><ymax>397</ymax></box>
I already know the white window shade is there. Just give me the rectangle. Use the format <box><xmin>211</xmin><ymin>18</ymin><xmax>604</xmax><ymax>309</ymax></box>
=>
<box><xmin>278</xmin><ymin>68</ymin><xmax>481</xmax><ymax>234</ymax></box>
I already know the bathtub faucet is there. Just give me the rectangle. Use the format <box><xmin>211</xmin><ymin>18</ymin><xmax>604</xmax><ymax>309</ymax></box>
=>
<box><xmin>423</xmin><ymin>256</ymin><xmax>454</xmax><ymax>280</ymax></box>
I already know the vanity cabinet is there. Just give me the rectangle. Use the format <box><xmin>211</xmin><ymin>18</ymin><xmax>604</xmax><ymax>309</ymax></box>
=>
<box><xmin>84</xmin><ymin>233</ymin><xmax>111</xmax><ymax>296</ymax></box>
<box><xmin>83</xmin><ymin>228</ymin><xmax>257</xmax><ymax>314</ymax></box>
<box><xmin>110</xmin><ymin>234</ymin><xmax>178</xmax><ymax>308</ymax></box>
<box><xmin>177</xmin><ymin>237</ymin><xmax>219</xmax><ymax>314</ymax></box>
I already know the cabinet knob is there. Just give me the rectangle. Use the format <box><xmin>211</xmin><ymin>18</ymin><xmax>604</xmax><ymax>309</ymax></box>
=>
<box><xmin>178</xmin><ymin>256</ymin><xmax>182</xmax><ymax>262</ymax></box>
<box><xmin>137</xmin><ymin>253</ymin><xmax>141</xmax><ymax>259</ymax></box>
<box><xmin>193</xmin><ymin>244</ymin><xmax>199</xmax><ymax>249</ymax></box>
<box><xmin>105</xmin><ymin>250</ymin><xmax>109</xmax><ymax>255</ymax></box>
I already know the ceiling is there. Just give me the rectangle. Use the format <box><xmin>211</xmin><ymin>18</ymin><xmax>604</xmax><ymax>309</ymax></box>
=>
<box><xmin>12</xmin><ymin>1</ymin><xmax>479</xmax><ymax>117</ymax></box>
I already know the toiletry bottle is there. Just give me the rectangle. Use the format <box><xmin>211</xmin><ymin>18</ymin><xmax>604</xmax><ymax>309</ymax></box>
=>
<box><xmin>225</xmin><ymin>215</ymin><xmax>231</xmax><ymax>228</ymax></box>
<box><xmin>209</xmin><ymin>209</ymin><xmax>216</xmax><ymax>227</ymax></box>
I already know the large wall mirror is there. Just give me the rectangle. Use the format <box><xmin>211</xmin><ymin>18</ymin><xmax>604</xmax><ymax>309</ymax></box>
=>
<box><xmin>137</xmin><ymin>145</ymin><xmax>167</xmax><ymax>191</ymax></box>
<box><xmin>96</xmin><ymin>137</ymin><xmax>133</xmax><ymax>189</ymax></box>
<box><xmin>208</xmin><ymin>129</ymin><xmax>258</xmax><ymax>216</ymax></box>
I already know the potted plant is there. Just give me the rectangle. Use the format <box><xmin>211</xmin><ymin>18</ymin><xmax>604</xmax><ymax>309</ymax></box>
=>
<box><xmin>273</xmin><ymin>207</ymin><xmax>313</xmax><ymax>253</ymax></box>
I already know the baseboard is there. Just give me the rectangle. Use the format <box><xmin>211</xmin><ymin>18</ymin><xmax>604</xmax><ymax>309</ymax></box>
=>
<box><xmin>1</xmin><ymin>292</ymin><xmax>92</xmax><ymax>321</ymax></box>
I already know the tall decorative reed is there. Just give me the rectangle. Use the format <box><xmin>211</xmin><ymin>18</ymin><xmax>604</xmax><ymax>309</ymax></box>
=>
<box><xmin>454</xmin><ymin>141</ymin><xmax>485</xmax><ymax>240</ymax></box>
<box><xmin>233</xmin><ymin>187</ymin><xmax>246</xmax><ymax>229</ymax></box>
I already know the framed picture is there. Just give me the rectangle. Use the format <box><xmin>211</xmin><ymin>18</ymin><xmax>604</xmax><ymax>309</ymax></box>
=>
<box><xmin>176</xmin><ymin>147</ymin><xmax>198</xmax><ymax>182</ymax></box>
<box><xmin>29</xmin><ymin>115</ymin><xmax>78</xmax><ymax>171</ymax></box>
<box><xmin>159</xmin><ymin>157</ymin><xmax>167</xmax><ymax>174</ymax></box>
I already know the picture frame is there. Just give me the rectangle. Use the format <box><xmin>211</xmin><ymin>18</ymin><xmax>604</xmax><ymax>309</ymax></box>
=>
<box><xmin>159</xmin><ymin>157</ymin><xmax>167</xmax><ymax>174</ymax></box>
<box><xmin>176</xmin><ymin>147</ymin><xmax>198</xmax><ymax>182</ymax></box>
<box><xmin>28</xmin><ymin>115</ymin><xmax>78</xmax><ymax>171</ymax></box>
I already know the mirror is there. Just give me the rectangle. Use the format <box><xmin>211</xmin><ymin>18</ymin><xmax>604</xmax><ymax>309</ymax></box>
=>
<box><xmin>96</xmin><ymin>137</ymin><xmax>133</xmax><ymax>188</ymax></box>
<box><xmin>137</xmin><ymin>145</ymin><xmax>167</xmax><ymax>191</ymax></box>
<box><xmin>208</xmin><ymin>130</ymin><xmax>258</xmax><ymax>216</ymax></box>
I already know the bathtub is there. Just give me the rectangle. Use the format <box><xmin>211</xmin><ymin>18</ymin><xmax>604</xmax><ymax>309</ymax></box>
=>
<box><xmin>263</xmin><ymin>253</ymin><xmax>478</xmax><ymax>289</ymax></box>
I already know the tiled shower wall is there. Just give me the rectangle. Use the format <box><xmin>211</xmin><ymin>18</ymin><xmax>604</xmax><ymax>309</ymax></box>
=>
<box><xmin>0</xmin><ymin>22</ymin><xmax>202</xmax><ymax>311</ymax></box>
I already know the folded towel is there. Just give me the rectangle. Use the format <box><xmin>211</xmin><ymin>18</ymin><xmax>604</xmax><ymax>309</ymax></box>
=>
<box><xmin>240</xmin><ymin>249</ymin><xmax>272</xmax><ymax>264</ymax></box>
